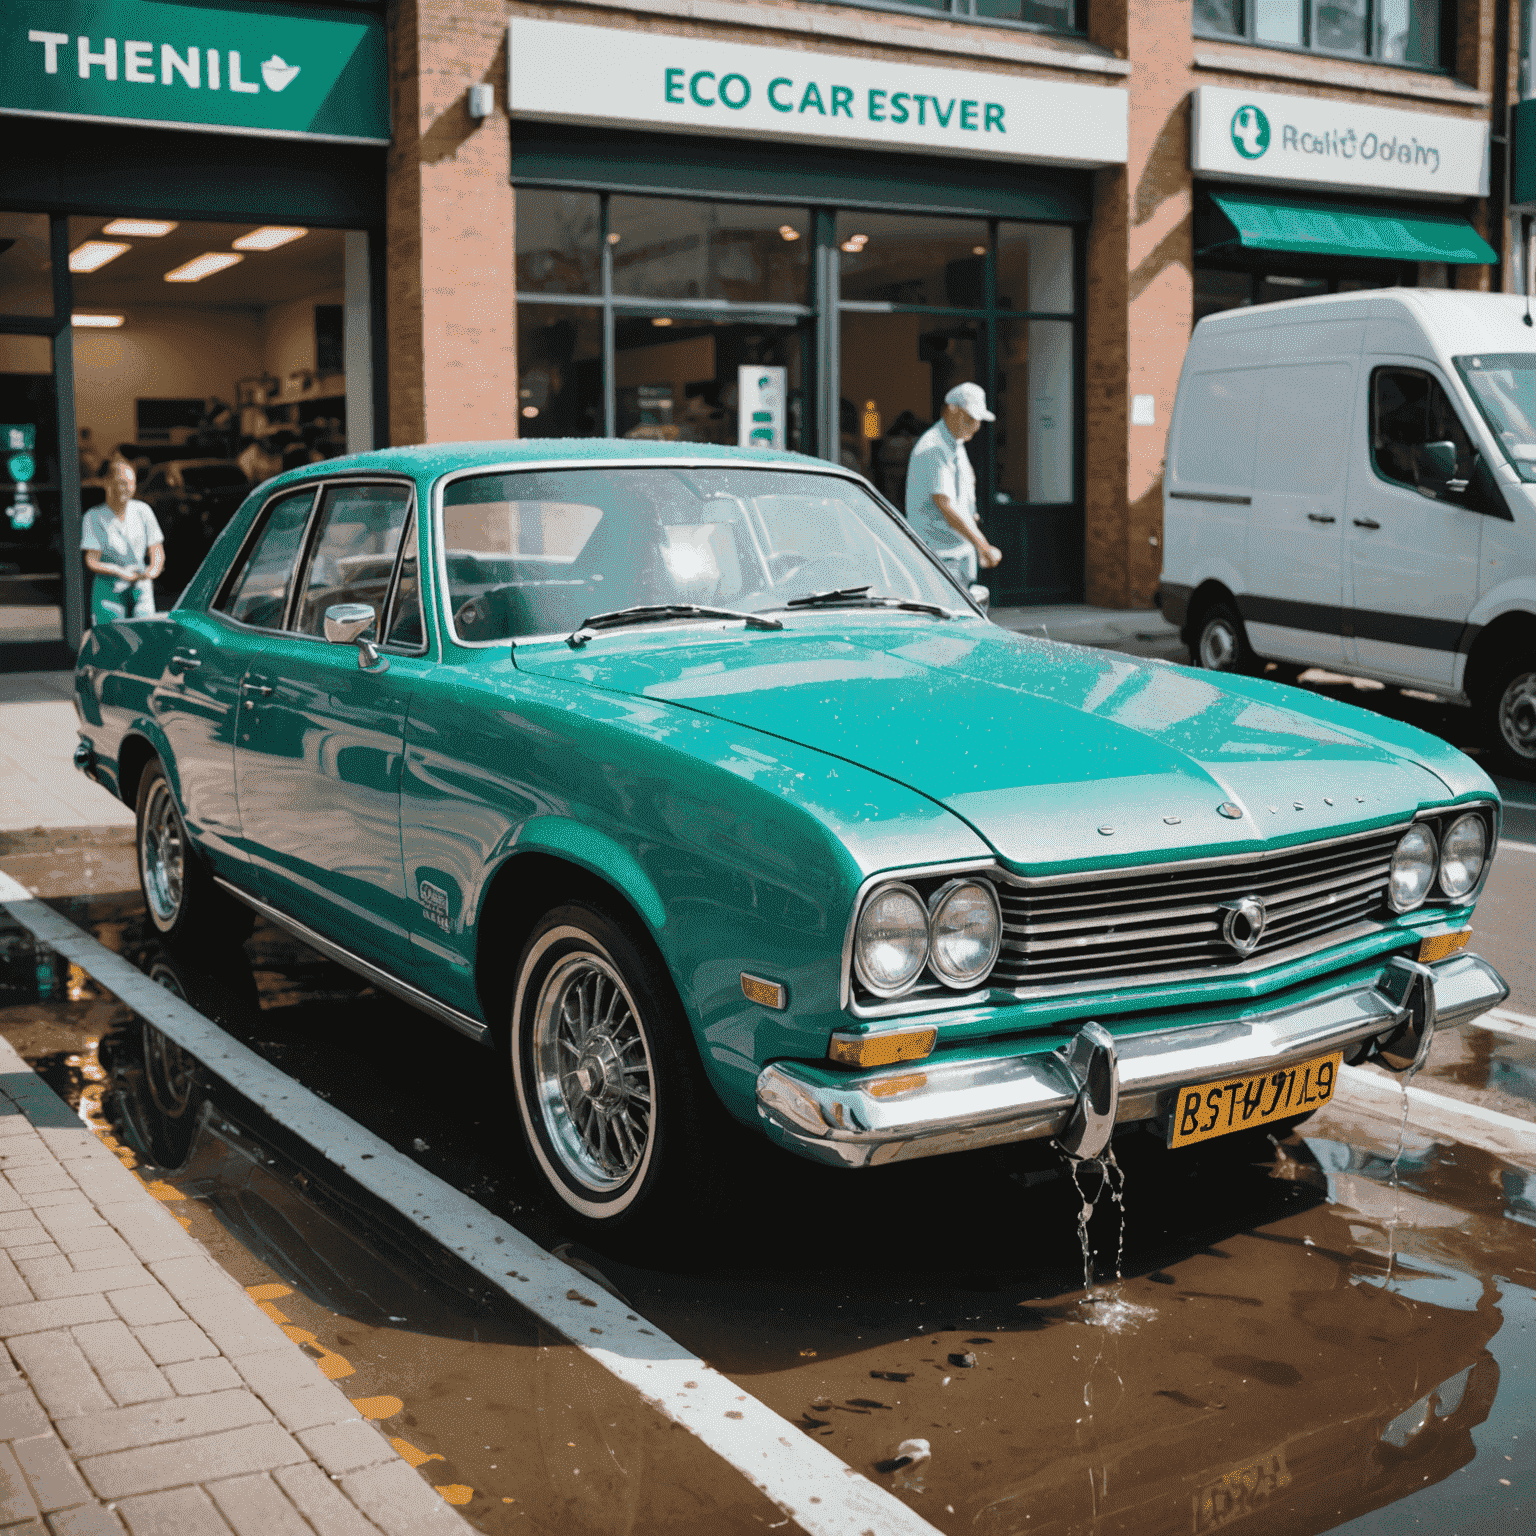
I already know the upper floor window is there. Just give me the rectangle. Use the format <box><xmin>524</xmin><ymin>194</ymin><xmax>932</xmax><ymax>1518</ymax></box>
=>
<box><xmin>1195</xmin><ymin>0</ymin><xmax>1449</xmax><ymax>69</ymax></box>
<box><xmin>815</xmin><ymin>0</ymin><xmax>1083</xmax><ymax>34</ymax></box>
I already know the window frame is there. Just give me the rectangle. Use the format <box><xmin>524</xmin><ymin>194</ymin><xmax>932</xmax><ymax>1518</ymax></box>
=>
<box><xmin>1368</xmin><ymin>363</ymin><xmax>1478</xmax><ymax>498</ymax></box>
<box><xmin>1193</xmin><ymin>0</ymin><xmax>1454</xmax><ymax>74</ymax></box>
<box><xmin>803</xmin><ymin>0</ymin><xmax>1083</xmax><ymax>37</ymax></box>
<box><xmin>209</xmin><ymin>484</ymin><xmax>322</xmax><ymax>634</ymax></box>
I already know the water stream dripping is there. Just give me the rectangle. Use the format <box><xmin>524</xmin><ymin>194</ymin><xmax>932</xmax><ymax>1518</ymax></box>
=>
<box><xmin>1384</xmin><ymin>1079</ymin><xmax>1412</xmax><ymax>1288</ymax></box>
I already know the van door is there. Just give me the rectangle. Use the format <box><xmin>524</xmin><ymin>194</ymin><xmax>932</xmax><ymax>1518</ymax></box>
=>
<box><xmin>1242</xmin><ymin>360</ymin><xmax>1354</xmax><ymax>668</ymax></box>
<box><xmin>1345</xmin><ymin>364</ymin><xmax>1483</xmax><ymax>689</ymax></box>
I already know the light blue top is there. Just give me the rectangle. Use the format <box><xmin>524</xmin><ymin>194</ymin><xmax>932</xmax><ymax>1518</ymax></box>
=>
<box><xmin>903</xmin><ymin>420</ymin><xmax>974</xmax><ymax>555</ymax></box>
<box><xmin>81</xmin><ymin>502</ymin><xmax>163</xmax><ymax>591</ymax></box>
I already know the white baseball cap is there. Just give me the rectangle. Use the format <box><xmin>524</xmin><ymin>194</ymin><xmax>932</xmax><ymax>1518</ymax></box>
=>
<box><xmin>945</xmin><ymin>382</ymin><xmax>995</xmax><ymax>422</ymax></box>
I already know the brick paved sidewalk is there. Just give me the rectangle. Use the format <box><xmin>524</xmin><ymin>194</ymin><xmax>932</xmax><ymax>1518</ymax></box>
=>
<box><xmin>0</xmin><ymin>1035</ymin><xmax>471</xmax><ymax>1536</ymax></box>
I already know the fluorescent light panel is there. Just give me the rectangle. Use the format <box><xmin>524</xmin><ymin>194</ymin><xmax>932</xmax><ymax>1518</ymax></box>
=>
<box><xmin>69</xmin><ymin>241</ymin><xmax>130</xmax><ymax>273</ymax></box>
<box><xmin>232</xmin><ymin>226</ymin><xmax>308</xmax><ymax>252</ymax></box>
<box><xmin>164</xmin><ymin>252</ymin><xmax>243</xmax><ymax>283</ymax></box>
<box><xmin>72</xmin><ymin>313</ymin><xmax>125</xmax><ymax>328</ymax></box>
<box><xmin>102</xmin><ymin>219</ymin><xmax>177</xmax><ymax>238</ymax></box>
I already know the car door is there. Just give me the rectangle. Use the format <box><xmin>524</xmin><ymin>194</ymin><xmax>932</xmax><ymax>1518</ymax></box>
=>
<box><xmin>1345</xmin><ymin>364</ymin><xmax>1483</xmax><ymax>689</ymax></box>
<box><xmin>234</xmin><ymin>478</ymin><xmax>428</xmax><ymax>969</ymax></box>
<box><xmin>153</xmin><ymin>485</ymin><xmax>318</xmax><ymax>882</ymax></box>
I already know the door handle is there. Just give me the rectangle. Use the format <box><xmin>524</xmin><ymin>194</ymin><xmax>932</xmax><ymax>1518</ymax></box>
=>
<box><xmin>1352</xmin><ymin>518</ymin><xmax>1381</xmax><ymax>530</ymax></box>
<box><xmin>169</xmin><ymin>651</ymin><xmax>201</xmax><ymax>672</ymax></box>
<box><xmin>245</xmin><ymin>682</ymin><xmax>273</xmax><ymax>697</ymax></box>
<box><xmin>1307</xmin><ymin>514</ymin><xmax>1336</xmax><ymax>524</ymax></box>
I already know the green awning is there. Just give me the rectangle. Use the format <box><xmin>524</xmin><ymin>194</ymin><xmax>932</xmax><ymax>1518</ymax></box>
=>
<box><xmin>1204</xmin><ymin>191</ymin><xmax>1498</xmax><ymax>265</ymax></box>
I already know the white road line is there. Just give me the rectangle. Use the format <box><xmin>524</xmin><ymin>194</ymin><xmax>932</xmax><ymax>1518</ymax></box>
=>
<box><xmin>0</xmin><ymin>872</ymin><xmax>940</xmax><ymax>1536</ymax></box>
<box><xmin>1472</xmin><ymin>1011</ymin><xmax>1536</xmax><ymax>1043</ymax></box>
<box><xmin>1339</xmin><ymin>1065</ymin><xmax>1536</xmax><ymax>1161</ymax></box>
<box><xmin>1490</xmin><ymin>1005</ymin><xmax>1536</xmax><ymax>1028</ymax></box>
<box><xmin>1499</xmin><ymin>838</ymin><xmax>1536</xmax><ymax>854</ymax></box>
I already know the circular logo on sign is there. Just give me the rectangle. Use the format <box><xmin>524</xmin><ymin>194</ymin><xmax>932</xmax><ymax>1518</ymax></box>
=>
<box><xmin>1230</xmin><ymin>105</ymin><xmax>1270</xmax><ymax>160</ymax></box>
<box><xmin>1220</xmin><ymin>895</ymin><xmax>1268</xmax><ymax>957</ymax></box>
<box><xmin>6</xmin><ymin>453</ymin><xmax>34</xmax><ymax>484</ymax></box>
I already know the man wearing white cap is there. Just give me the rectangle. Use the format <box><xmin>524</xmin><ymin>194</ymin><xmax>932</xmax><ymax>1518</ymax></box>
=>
<box><xmin>902</xmin><ymin>382</ymin><xmax>1003</xmax><ymax>588</ymax></box>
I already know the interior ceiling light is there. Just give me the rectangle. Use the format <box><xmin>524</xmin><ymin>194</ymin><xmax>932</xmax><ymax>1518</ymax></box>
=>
<box><xmin>840</xmin><ymin>234</ymin><xmax>869</xmax><ymax>253</ymax></box>
<box><xmin>232</xmin><ymin>226</ymin><xmax>308</xmax><ymax>252</ymax></box>
<box><xmin>778</xmin><ymin>225</ymin><xmax>801</xmax><ymax>241</ymax></box>
<box><xmin>165</xmin><ymin>252</ymin><xmax>243</xmax><ymax>283</ymax></box>
<box><xmin>102</xmin><ymin>219</ymin><xmax>177</xmax><ymax>238</ymax></box>
<box><xmin>607</xmin><ymin>232</ymin><xmax>622</xmax><ymax>244</ymax></box>
<box><xmin>71</xmin><ymin>313</ymin><xmax>125</xmax><ymax>328</ymax></box>
<box><xmin>69</xmin><ymin>241</ymin><xmax>130</xmax><ymax>273</ymax></box>
<box><xmin>651</xmin><ymin>317</ymin><xmax>673</xmax><ymax>327</ymax></box>
<box><xmin>972</xmin><ymin>245</ymin><xmax>987</xmax><ymax>255</ymax></box>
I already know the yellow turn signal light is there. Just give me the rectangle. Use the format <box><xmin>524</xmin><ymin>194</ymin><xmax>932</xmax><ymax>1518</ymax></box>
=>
<box><xmin>868</xmin><ymin>1072</ymin><xmax>928</xmax><ymax>1098</ymax></box>
<box><xmin>1418</xmin><ymin>929</ymin><xmax>1471</xmax><ymax>965</ymax></box>
<box><xmin>828</xmin><ymin>1027</ymin><xmax>937</xmax><ymax>1069</ymax></box>
<box><xmin>740</xmin><ymin>973</ymin><xmax>787</xmax><ymax>1009</ymax></box>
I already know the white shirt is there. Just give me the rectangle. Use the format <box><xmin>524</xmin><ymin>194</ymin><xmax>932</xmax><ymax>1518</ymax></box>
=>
<box><xmin>903</xmin><ymin>420</ymin><xmax>976</xmax><ymax>554</ymax></box>
<box><xmin>82</xmin><ymin>501</ymin><xmax>164</xmax><ymax>590</ymax></box>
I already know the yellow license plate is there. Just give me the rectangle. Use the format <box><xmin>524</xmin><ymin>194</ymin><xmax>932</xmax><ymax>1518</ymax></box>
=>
<box><xmin>1169</xmin><ymin>1051</ymin><xmax>1341</xmax><ymax>1149</ymax></box>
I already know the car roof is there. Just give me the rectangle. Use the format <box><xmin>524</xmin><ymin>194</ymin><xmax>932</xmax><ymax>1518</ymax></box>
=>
<box><xmin>252</xmin><ymin>437</ymin><xmax>848</xmax><ymax>493</ymax></box>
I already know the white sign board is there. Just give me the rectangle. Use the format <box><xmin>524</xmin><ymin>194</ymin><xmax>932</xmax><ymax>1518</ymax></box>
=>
<box><xmin>1191</xmin><ymin>85</ymin><xmax>1488</xmax><ymax>199</ymax></box>
<box><xmin>738</xmin><ymin>366</ymin><xmax>786</xmax><ymax>451</ymax></box>
<box><xmin>509</xmin><ymin>18</ymin><xmax>1127</xmax><ymax>168</ymax></box>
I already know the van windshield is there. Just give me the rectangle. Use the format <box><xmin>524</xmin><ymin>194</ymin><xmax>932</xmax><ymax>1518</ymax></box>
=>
<box><xmin>1455</xmin><ymin>353</ymin><xmax>1536</xmax><ymax>482</ymax></box>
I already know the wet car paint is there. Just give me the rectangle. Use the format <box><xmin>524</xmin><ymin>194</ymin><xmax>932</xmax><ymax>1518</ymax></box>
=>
<box><xmin>2</xmin><ymin>845</ymin><xmax>1535</xmax><ymax>1536</ymax></box>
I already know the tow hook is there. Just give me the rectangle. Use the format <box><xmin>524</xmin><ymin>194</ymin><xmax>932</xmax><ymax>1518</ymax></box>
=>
<box><xmin>1053</xmin><ymin>1021</ymin><xmax>1119</xmax><ymax>1161</ymax></box>
<box><xmin>1374</xmin><ymin>957</ymin><xmax>1438</xmax><ymax>1078</ymax></box>
<box><xmin>72</xmin><ymin>740</ymin><xmax>96</xmax><ymax>781</ymax></box>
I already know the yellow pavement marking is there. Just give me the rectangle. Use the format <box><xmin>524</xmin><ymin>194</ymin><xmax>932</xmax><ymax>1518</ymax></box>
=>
<box><xmin>350</xmin><ymin>1395</ymin><xmax>405</xmax><ymax>1420</ymax></box>
<box><xmin>391</xmin><ymin>1436</ymin><xmax>446</xmax><ymax>1467</ymax></box>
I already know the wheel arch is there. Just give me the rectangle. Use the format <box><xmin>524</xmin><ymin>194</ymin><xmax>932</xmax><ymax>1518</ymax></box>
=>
<box><xmin>1464</xmin><ymin>609</ymin><xmax>1536</xmax><ymax>702</ymax></box>
<box><xmin>1184</xmin><ymin>579</ymin><xmax>1241</xmax><ymax>645</ymax></box>
<box><xmin>116</xmin><ymin>730</ymin><xmax>165</xmax><ymax>813</ymax></box>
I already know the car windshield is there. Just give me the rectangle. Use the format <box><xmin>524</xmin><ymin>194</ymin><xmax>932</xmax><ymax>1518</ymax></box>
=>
<box><xmin>180</xmin><ymin>464</ymin><xmax>248</xmax><ymax>490</ymax></box>
<box><xmin>1454</xmin><ymin>353</ymin><xmax>1536</xmax><ymax>482</ymax></box>
<box><xmin>439</xmin><ymin>465</ymin><xmax>966</xmax><ymax>642</ymax></box>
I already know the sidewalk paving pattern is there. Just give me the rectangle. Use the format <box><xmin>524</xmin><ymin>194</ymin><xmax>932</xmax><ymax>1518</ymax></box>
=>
<box><xmin>0</xmin><ymin>1035</ymin><xmax>471</xmax><ymax>1536</ymax></box>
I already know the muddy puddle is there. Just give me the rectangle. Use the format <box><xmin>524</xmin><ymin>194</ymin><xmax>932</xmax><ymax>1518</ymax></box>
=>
<box><xmin>2</xmin><ymin>888</ymin><xmax>1535</xmax><ymax>1536</ymax></box>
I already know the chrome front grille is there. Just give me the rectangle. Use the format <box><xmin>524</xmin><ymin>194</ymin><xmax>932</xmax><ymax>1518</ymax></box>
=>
<box><xmin>989</xmin><ymin>827</ymin><xmax>1400</xmax><ymax>993</ymax></box>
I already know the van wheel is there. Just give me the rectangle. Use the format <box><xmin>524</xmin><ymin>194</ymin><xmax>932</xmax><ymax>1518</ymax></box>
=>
<box><xmin>1476</xmin><ymin>658</ymin><xmax>1536</xmax><ymax>780</ymax></box>
<box><xmin>1192</xmin><ymin>601</ymin><xmax>1257</xmax><ymax>674</ymax></box>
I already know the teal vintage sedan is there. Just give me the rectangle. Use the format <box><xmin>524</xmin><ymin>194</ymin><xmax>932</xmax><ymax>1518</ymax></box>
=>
<box><xmin>73</xmin><ymin>441</ymin><xmax>1509</xmax><ymax>1230</ymax></box>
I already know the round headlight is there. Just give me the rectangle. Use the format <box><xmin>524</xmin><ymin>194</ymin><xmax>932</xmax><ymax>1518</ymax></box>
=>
<box><xmin>928</xmin><ymin>880</ymin><xmax>1002</xmax><ymax>988</ymax></box>
<box><xmin>1389</xmin><ymin>825</ymin><xmax>1437</xmax><ymax>912</ymax></box>
<box><xmin>1438</xmin><ymin>813</ymin><xmax>1488</xmax><ymax>899</ymax></box>
<box><xmin>853</xmin><ymin>883</ymin><xmax>929</xmax><ymax>997</ymax></box>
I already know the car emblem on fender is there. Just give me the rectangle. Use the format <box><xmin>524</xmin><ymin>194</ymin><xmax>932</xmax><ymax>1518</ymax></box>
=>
<box><xmin>1219</xmin><ymin>895</ymin><xmax>1267</xmax><ymax>956</ymax></box>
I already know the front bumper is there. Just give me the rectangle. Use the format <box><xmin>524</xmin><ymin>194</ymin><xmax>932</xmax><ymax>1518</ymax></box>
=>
<box><xmin>754</xmin><ymin>951</ymin><xmax>1507</xmax><ymax>1169</ymax></box>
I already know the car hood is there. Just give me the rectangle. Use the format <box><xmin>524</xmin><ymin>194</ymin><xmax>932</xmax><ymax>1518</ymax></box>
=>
<box><xmin>513</xmin><ymin>618</ymin><xmax>1476</xmax><ymax>870</ymax></box>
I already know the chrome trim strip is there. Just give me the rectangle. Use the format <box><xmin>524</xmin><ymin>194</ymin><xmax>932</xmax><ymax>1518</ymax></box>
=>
<box><xmin>213</xmin><ymin>878</ymin><xmax>490</xmax><ymax>1044</ymax></box>
<box><xmin>759</xmin><ymin>952</ymin><xmax>1508</xmax><ymax>1170</ymax></box>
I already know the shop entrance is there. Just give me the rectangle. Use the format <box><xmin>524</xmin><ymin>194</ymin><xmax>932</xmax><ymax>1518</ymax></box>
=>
<box><xmin>1</xmin><ymin>210</ymin><xmax>374</xmax><ymax>667</ymax></box>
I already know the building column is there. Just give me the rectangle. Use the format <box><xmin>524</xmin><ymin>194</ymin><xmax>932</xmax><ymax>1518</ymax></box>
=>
<box><xmin>387</xmin><ymin>0</ymin><xmax>518</xmax><ymax>445</ymax></box>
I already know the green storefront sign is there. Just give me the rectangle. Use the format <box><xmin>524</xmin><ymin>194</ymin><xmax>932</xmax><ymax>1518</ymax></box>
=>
<box><xmin>2</xmin><ymin>0</ymin><xmax>387</xmax><ymax>144</ymax></box>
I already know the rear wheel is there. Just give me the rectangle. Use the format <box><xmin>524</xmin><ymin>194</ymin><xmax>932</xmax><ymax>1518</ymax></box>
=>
<box><xmin>508</xmin><ymin>902</ymin><xmax>723</xmax><ymax>1235</ymax></box>
<box><xmin>135</xmin><ymin>762</ymin><xmax>253</xmax><ymax>947</ymax></box>
<box><xmin>1192</xmin><ymin>599</ymin><xmax>1258</xmax><ymax>675</ymax></box>
<box><xmin>1475</xmin><ymin>658</ymin><xmax>1536</xmax><ymax>780</ymax></box>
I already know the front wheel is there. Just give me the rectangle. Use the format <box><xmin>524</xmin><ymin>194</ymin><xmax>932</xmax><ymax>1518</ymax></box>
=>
<box><xmin>1191</xmin><ymin>600</ymin><xmax>1258</xmax><ymax>674</ymax></box>
<box><xmin>1476</xmin><ymin>659</ymin><xmax>1536</xmax><ymax>780</ymax></box>
<box><xmin>508</xmin><ymin>903</ymin><xmax>721</xmax><ymax>1233</ymax></box>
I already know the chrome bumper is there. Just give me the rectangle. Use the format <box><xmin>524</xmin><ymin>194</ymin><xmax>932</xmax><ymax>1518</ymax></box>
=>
<box><xmin>755</xmin><ymin>952</ymin><xmax>1508</xmax><ymax>1169</ymax></box>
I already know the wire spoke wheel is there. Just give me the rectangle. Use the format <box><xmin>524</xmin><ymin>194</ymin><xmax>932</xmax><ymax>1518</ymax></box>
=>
<box><xmin>532</xmin><ymin>953</ymin><xmax>656</xmax><ymax>1195</ymax></box>
<box><xmin>139</xmin><ymin>778</ymin><xmax>186</xmax><ymax>928</ymax></box>
<box><xmin>1498</xmin><ymin>671</ymin><xmax>1536</xmax><ymax>761</ymax></box>
<box><xmin>141</xmin><ymin>1020</ymin><xmax>197</xmax><ymax>1121</ymax></box>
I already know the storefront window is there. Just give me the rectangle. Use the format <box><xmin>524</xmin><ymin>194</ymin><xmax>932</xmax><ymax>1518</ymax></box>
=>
<box><xmin>516</xmin><ymin>191</ymin><xmax>600</xmax><ymax>296</ymax></box>
<box><xmin>1195</xmin><ymin>0</ymin><xmax>1447</xmax><ymax>66</ymax></box>
<box><xmin>806</xmin><ymin>0</ymin><xmax>1081</xmax><ymax>31</ymax></box>
<box><xmin>518</xmin><ymin>305</ymin><xmax>602</xmax><ymax>438</ymax></box>
<box><xmin>0</xmin><ymin>214</ymin><xmax>53</xmax><ymax>317</ymax></box>
<box><xmin>995</xmin><ymin>319</ymin><xmax>1074</xmax><ymax>506</ymax></box>
<box><xmin>997</xmin><ymin>223</ymin><xmax>1074</xmax><ymax>315</ymax></box>
<box><xmin>609</xmin><ymin>199</ymin><xmax>810</xmax><ymax>305</ymax></box>
<box><xmin>837</xmin><ymin>213</ymin><xmax>989</xmax><ymax>307</ymax></box>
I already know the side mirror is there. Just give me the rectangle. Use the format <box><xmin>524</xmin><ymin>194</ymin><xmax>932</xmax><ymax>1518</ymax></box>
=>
<box><xmin>323</xmin><ymin>602</ymin><xmax>387</xmax><ymax>671</ymax></box>
<box><xmin>968</xmin><ymin>582</ymin><xmax>991</xmax><ymax>616</ymax></box>
<box><xmin>1420</xmin><ymin>440</ymin><xmax>1462</xmax><ymax>488</ymax></box>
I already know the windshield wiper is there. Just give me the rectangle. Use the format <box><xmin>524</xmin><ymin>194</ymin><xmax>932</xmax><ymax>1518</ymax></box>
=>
<box><xmin>567</xmin><ymin>603</ymin><xmax>783</xmax><ymax>648</ymax></box>
<box><xmin>783</xmin><ymin>586</ymin><xmax>954</xmax><ymax>618</ymax></box>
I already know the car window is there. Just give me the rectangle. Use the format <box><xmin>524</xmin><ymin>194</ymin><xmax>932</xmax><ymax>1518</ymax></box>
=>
<box><xmin>383</xmin><ymin>509</ymin><xmax>425</xmax><ymax>649</ymax></box>
<box><xmin>1371</xmin><ymin>367</ymin><xmax>1475</xmax><ymax>497</ymax></box>
<box><xmin>214</xmin><ymin>491</ymin><xmax>316</xmax><ymax>629</ymax></box>
<box><xmin>1454</xmin><ymin>352</ymin><xmax>1536</xmax><ymax>482</ymax></box>
<box><xmin>439</xmin><ymin>466</ymin><xmax>959</xmax><ymax>642</ymax></box>
<box><xmin>290</xmin><ymin>483</ymin><xmax>412</xmax><ymax>637</ymax></box>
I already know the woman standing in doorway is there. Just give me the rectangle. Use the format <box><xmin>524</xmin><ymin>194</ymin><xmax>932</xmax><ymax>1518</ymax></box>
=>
<box><xmin>82</xmin><ymin>459</ymin><xmax>164</xmax><ymax>625</ymax></box>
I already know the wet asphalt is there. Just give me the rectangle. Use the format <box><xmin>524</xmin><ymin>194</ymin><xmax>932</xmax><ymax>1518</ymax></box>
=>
<box><xmin>2</xmin><ymin>663</ymin><xmax>1535</xmax><ymax>1536</ymax></box>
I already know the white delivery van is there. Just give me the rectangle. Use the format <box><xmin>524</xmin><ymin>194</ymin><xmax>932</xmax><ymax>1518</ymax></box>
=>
<box><xmin>1159</xmin><ymin>289</ymin><xmax>1536</xmax><ymax>778</ymax></box>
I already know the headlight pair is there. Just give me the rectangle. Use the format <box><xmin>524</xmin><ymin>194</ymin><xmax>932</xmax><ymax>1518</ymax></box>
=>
<box><xmin>852</xmin><ymin>878</ymin><xmax>1001</xmax><ymax>998</ymax></box>
<box><xmin>1388</xmin><ymin>812</ymin><xmax>1489</xmax><ymax>913</ymax></box>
